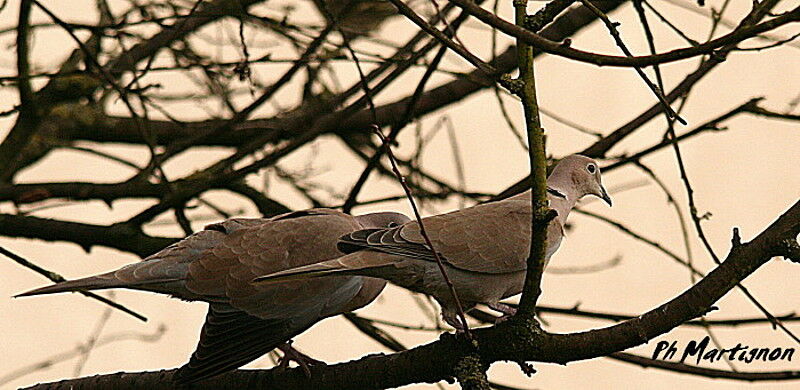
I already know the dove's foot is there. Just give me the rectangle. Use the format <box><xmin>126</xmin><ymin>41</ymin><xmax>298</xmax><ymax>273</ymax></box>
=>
<box><xmin>488</xmin><ymin>302</ymin><xmax>517</xmax><ymax>323</ymax></box>
<box><xmin>442</xmin><ymin>311</ymin><xmax>469</xmax><ymax>332</ymax></box>
<box><xmin>277</xmin><ymin>341</ymin><xmax>325</xmax><ymax>377</ymax></box>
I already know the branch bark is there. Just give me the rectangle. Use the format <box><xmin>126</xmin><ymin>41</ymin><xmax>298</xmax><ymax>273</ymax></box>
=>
<box><xmin>0</xmin><ymin>214</ymin><xmax>176</xmax><ymax>257</ymax></box>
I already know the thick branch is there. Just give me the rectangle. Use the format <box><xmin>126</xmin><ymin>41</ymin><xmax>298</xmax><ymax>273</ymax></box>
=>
<box><xmin>448</xmin><ymin>0</ymin><xmax>799</xmax><ymax>67</ymax></box>
<box><xmin>54</xmin><ymin>2</ymin><xmax>623</xmax><ymax>147</ymax></box>
<box><xmin>0</xmin><ymin>181</ymin><xmax>164</xmax><ymax>205</ymax></box>
<box><xmin>0</xmin><ymin>214</ymin><xmax>177</xmax><ymax>257</ymax></box>
<box><xmin>470</xmin><ymin>306</ymin><xmax>800</xmax><ymax>327</ymax></box>
<box><xmin>512</xmin><ymin>0</ymin><xmax>552</xmax><ymax>317</ymax></box>
<box><xmin>517</xmin><ymin>200</ymin><xmax>800</xmax><ymax>363</ymax></box>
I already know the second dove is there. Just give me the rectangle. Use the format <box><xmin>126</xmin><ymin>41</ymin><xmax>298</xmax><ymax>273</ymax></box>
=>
<box><xmin>256</xmin><ymin>154</ymin><xmax>612</xmax><ymax>329</ymax></box>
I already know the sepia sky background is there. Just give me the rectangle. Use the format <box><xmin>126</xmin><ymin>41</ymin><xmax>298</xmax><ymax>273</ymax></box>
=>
<box><xmin>0</xmin><ymin>0</ymin><xmax>799</xmax><ymax>389</ymax></box>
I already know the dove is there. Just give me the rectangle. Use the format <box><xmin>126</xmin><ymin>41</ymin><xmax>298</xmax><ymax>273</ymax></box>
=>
<box><xmin>17</xmin><ymin>209</ymin><xmax>410</xmax><ymax>383</ymax></box>
<box><xmin>254</xmin><ymin>155</ymin><xmax>612</xmax><ymax>329</ymax></box>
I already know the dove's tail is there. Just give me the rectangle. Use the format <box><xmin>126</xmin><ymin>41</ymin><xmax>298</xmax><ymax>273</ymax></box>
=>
<box><xmin>15</xmin><ymin>260</ymin><xmax>188</xmax><ymax>297</ymax></box>
<box><xmin>16</xmin><ymin>273</ymin><xmax>129</xmax><ymax>297</ymax></box>
<box><xmin>253</xmin><ymin>251</ymin><xmax>398</xmax><ymax>284</ymax></box>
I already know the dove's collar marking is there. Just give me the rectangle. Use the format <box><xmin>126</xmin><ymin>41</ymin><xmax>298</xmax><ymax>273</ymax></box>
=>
<box><xmin>547</xmin><ymin>187</ymin><xmax>567</xmax><ymax>199</ymax></box>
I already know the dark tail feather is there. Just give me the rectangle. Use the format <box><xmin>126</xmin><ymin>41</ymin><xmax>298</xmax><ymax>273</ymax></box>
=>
<box><xmin>16</xmin><ymin>259</ymin><xmax>188</xmax><ymax>298</ymax></box>
<box><xmin>252</xmin><ymin>252</ymin><xmax>397</xmax><ymax>285</ymax></box>
<box><xmin>15</xmin><ymin>273</ymin><xmax>127</xmax><ymax>297</ymax></box>
<box><xmin>252</xmin><ymin>265</ymin><xmax>347</xmax><ymax>285</ymax></box>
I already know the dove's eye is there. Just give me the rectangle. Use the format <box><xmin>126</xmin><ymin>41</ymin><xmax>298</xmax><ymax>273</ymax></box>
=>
<box><xmin>587</xmin><ymin>164</ymin><xmax>596</xmax><ymax>174</ymax></box>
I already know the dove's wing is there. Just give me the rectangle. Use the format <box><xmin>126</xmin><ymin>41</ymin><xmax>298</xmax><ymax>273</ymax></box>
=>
<box><xmin>185</xmin><ymin>209</ymin><xmax>376</xmax><ymax>319</ymax></box>
<box><xmin>176</xmin><ymin>209</ymin><xmax>389</xmax><ymax>383</ymax></box>
<box><xmin>339</xmin><ymin>194</ymin><xmax>564</xmax><ymax>274</ymax></box>
<box><xmin>173</xmin><ymin>303</ymin><xmax>316</xmax><ymax>384</ymax></box>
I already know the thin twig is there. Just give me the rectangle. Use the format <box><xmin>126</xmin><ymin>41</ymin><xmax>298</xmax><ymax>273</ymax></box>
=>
<box><xmin>631</xmin><ymin>6</ymin><xmax>735</xmax><ymax>370</ymax></box>
<box><xmin>72</xmin><ymin>304</ymin><xmax>113</xmax><ymax>376</ymax></box>
<box><xmin>546</xmin><ymin>255</ymin><xmax>622</xmax><ymax>274</ymax></box>
<box><xmin>373</xmin><ymin>127</ymin><xmax>474</xmax><ymax>339</ymax></box>
<box><xmin>445</xmin><ymin>117</ymin><xmax>467</xmax><ymax>208</ymax></box>
<box><xmin>0</xmin><ymin>325</ymin><xmax>166</xmax><ymax>386</ymax></box>
<box><xmin>601</xmin><ymin>98</ymin><xmax>762</xmax><ymax>172</ymax></box>
<box><xmin>580</xmin><ymin>0</ymin><xmax>686</xmax><ymax>125</ymax></box>
<box><xmin>448</xmin><ymin>0</ymin><xmax>800</xmax><ymax>68</ymax></box>
<box><xmin>641</xmin><ymin>0</ymin><xmax>699</xmax><ymax>46</ymax></box>
<box><xmin>385</xmin><ymin>0</ymin><xmax>497</xmax><ymax>75</ymax></box>
<box><xmin>576</xmin><ymin>208</ymin><xmax>704</xmax><ymax>278</ymax></box>
<box><xmin>341</xmin><ymin>45</ymin><xmax>449</xmax><ymax>213</ymax></box>
<box><xmin>662</xmin><ymin>0</ymin><xmax>800</xmax><ymax>50</ymax></box>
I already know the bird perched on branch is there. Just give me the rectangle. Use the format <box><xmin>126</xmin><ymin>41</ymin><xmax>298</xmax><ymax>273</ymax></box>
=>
<box><xmin>255</xmin><ymin>155</ymin><xmax>612</xmax><ymax>329</ymax></box>
<box><xmin>18</xmin><ymin>209</ymin><xmax>410</xmax><ymax>384</ymax></box>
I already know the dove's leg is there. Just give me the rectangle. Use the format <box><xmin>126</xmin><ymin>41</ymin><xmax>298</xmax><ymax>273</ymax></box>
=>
<box><xmin>488</xmin><ymin>302</ymin><xmax>517</xmax><ymax>316</ymax></box>
<box><xmin>277</xmin><ymin>341</ymin><xmax>325</xmax><ymax>376</ymax></box>
<box><xmin>441</xmin><ymin>309</ymin><xmax>468</xmax><ymax>332</ymax></box>
<box><xmin>488</xmin><ymin>302</ymin><xmax>517</xmax><ymax>323</ymax></box>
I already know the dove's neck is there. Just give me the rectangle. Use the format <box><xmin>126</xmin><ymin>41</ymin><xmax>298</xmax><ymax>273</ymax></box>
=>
<box><xmin>507</xmin><ymin>187</ymin><xmax>577</xmax><ymax>226</ymax></box>
<box><xmin>546</xmin><ymin>185</ymin><xmax>578</xmax><ymax>225</ymax></box>
<box><xmin>546</xmin><ymin>171</ymin><xmax>581</xmax><ymax>224</ymax></box>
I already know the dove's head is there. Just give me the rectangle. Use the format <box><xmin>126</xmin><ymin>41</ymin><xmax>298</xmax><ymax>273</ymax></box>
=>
<box><xmin>550</xmin><ymin>154</ymin><xmax>612</xmax><ymax>206</ymax></box>
<box><xmin>354</xmin><ymin>212</ymin><xmax>411</xmax><ymax>229</ymax></box>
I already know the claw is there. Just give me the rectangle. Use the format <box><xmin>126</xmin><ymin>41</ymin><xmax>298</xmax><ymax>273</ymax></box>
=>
<box><xmin>276</xmin><ymin>341</ymin><xmax>325</xmax><ymax>377</ymax></box>
<box><xmin>442</xmin><ymin>310</ymin><xmax>470</xmax><ymax>332</ymax></box>
<box><xmin>488</xmin><ymin>302</ymin><xmax>517</xmax><ymax>323</ymax></box>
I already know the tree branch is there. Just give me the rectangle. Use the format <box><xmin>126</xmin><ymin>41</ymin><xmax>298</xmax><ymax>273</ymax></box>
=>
<box><xmin>448</xmin><ymin>0</ymin><xmax>799</xmax><ymax>67</ymax></box>
<box><xmin>0</xmin><ymin>214</ymin><xmax>176</xmax><ymax>257</ymax></box>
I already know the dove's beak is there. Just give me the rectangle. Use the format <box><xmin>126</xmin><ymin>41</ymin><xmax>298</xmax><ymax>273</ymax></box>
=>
<box><xmin>599</xmin><ymin>185</ymin><xmax>612</xmax><ymax>207</ymax></box>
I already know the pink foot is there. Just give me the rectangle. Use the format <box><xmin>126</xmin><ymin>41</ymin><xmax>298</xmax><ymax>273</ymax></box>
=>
<box><xmin>488</xmin><ymin>302</ymin><xmax>517</xmax><ymax>323</ymax></box>
<box><xmin>442</xmin><ymin>311</ymin><xmax>470</xmax><ymax>332</ymax></box>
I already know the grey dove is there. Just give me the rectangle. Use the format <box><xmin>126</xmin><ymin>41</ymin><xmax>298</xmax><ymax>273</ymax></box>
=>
<box><xmin>18</xmin><ymin>209</ymin><xmax>410</xmax><ymax>383</ymax></box>
<box><xmin>254</xmin><ymin>155</ymin><xmax>611</xmax><ymax>329</ymax></box>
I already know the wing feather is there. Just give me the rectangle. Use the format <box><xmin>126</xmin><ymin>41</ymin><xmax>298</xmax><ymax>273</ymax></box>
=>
<box><xmin>338</xmin><ymin>196</ymin><xmax>564</xmax><ymax>274</ymax></box>
<box><xmin>186</xmin><ymin>209</ymin><xmax>365</xmax><ymax>319</ymax></box>
<box><xmin>173</xmin><ymin>304</ymin><xmax>315</xmax><ymax>384</ymax></box>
